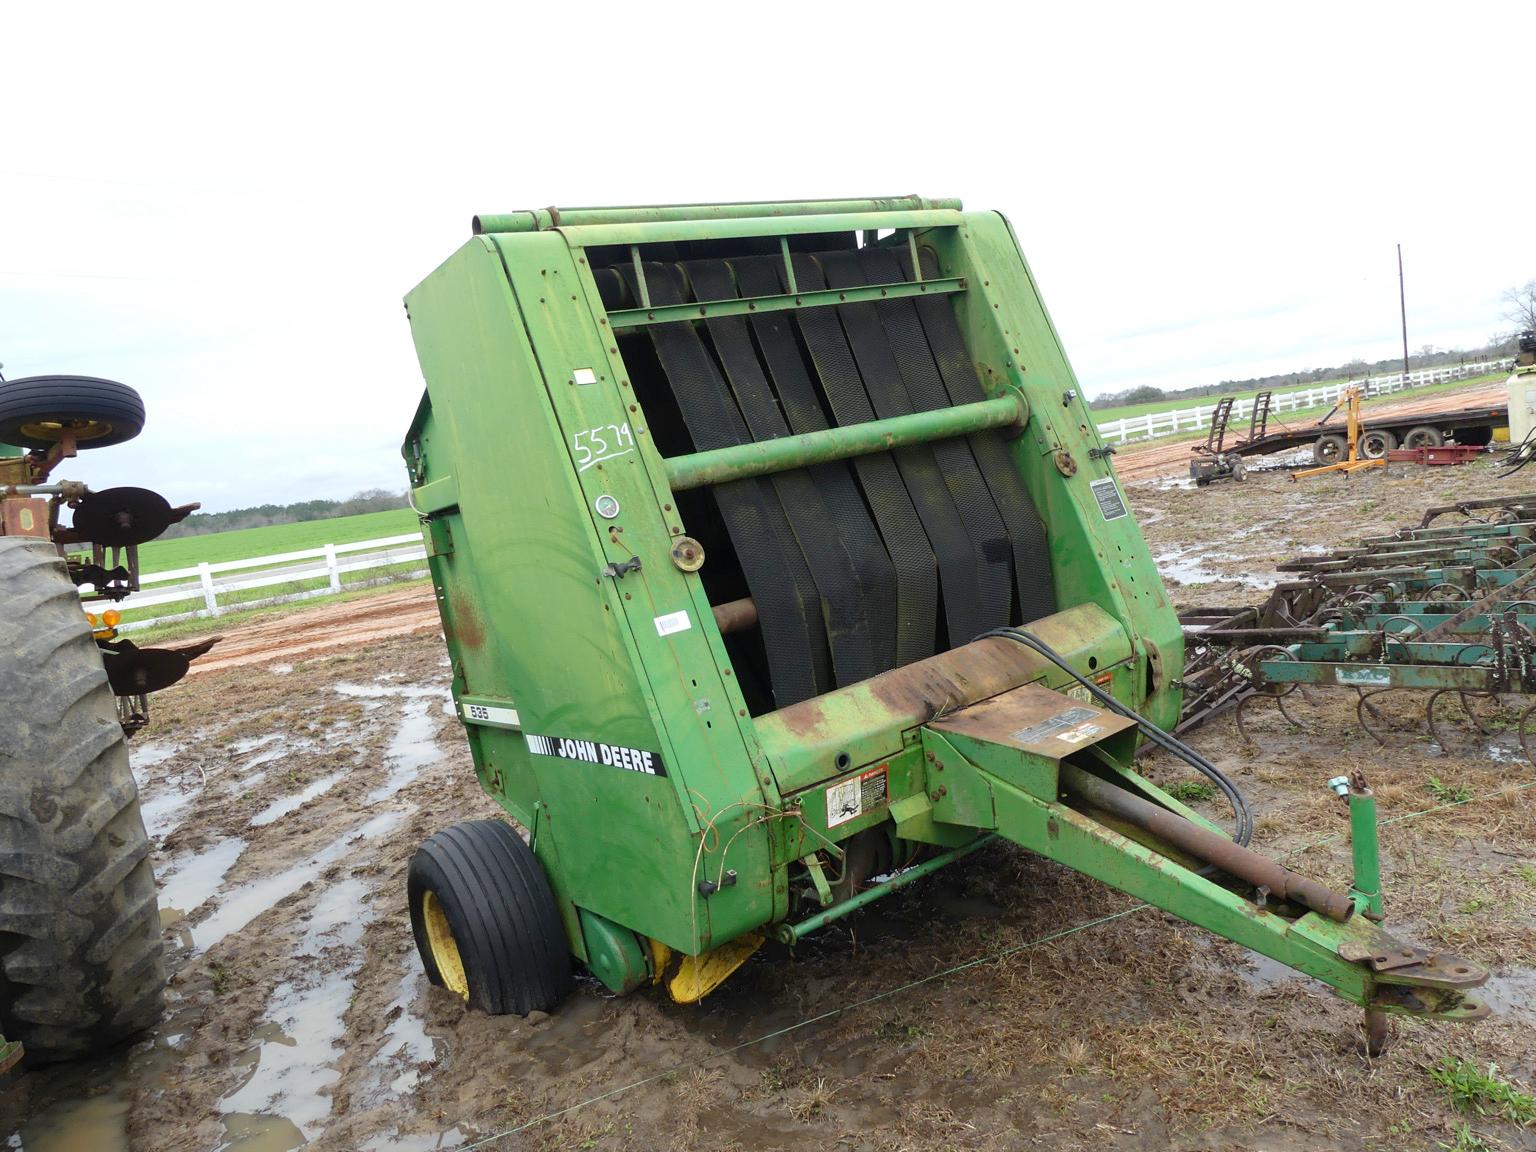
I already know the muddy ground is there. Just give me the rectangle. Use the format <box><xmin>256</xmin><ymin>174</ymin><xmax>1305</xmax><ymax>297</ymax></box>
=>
<box><xmin>5</xmin><ymin>457</ymin><xmax>1536</xmax><ymax>1151</ymax></box>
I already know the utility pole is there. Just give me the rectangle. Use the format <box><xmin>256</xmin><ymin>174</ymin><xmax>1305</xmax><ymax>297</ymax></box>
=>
<box><xmin>1398</xmin><ymin>244</ymin><xmax>1410</xmax><ymax>384</ymax></box>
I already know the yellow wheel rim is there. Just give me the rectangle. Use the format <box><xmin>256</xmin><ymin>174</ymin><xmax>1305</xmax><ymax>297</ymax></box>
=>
<box><xmin>422</xmin><ymin>890</ymin><xmax>469</xmax><ymax>1000</ymax></box>
<box><xmin>18</xmin><ymin>417</ymin><xmax>116</xmax><ymax>443</ymax></box>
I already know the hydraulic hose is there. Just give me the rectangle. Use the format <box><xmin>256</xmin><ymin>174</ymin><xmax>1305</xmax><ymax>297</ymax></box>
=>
<box><xmin>977</xmin><ymin>627</ymin><xmax>1254</xmax><ymax>847</ymax></box>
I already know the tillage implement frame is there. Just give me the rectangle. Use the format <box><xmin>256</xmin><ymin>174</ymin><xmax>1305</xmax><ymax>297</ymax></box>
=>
<box><xmin>1182</xmin><ymin>495</ymin><xmax>1536</xmax><ymax>750</ymax></box>
<box><xmin>399</xmin><ymin>196</ymin><xmax>1485</xmax><ymax>1050</ymax></box>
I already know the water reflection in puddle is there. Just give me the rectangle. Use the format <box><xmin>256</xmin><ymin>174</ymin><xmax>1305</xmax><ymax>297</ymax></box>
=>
<box><xmin>367</xmin><ymin>702</ymin><xmax>443</xmax><ymax>806</ymax></box>
<box><xmin>371</xmin><ymin>966</ymin><xmax>440</xmax><ymax>1100</ymax></box>
<box><xmin>1480</xmin><ymin>967</ymin><xmax>1536</xmax><ymax>1021</ymax></box>
<box><xmin>159</xmin><ymin>838</ymin><xmax>247</xmax><ymax>926</ymax></box>
<box><xmin>11</xmin><ymin>1091</ymin><xmax>131</xmax><ymax>1152</ymax></box>
<box><xmin>192</xmin><ymin>812</ymin><xmax>402</xmax><ymax>952</ymax></box>
<box><xmin>250</xmin><ymin>772</ymin><xmax>344</xmax><ymax>828</ymax></box>
<box><xmin>217</xmin><ymin>876</ymin><xmax>376</xmax><ymax>1145</ymax></box>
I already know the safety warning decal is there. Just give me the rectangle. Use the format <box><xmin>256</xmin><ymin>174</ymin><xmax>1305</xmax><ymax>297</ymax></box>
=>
<box><xmin>525</xmin><ymin>733</ymin><xmax>666</xmax><ymax>776</ymax></box>
<box><xmin>1010</xmin><ymin>706</ymin><xmax>1101</xmax><ymax>746</ymax></box>
<box><xmin>826</xmin><ymin>764</ymin><xmax>889</xmax><ymax>827</ymax></box>
<box><xmin>1089</xmin><ymin>476</ymin><xmax>1128</xmax><ymax>521</ymax></box>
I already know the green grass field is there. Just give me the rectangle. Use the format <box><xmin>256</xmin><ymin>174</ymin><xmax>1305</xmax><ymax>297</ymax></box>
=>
<box><xmin>136</xmin><ymin>507</ymin><xmax>421</xmax><ymax>572</ymax></box>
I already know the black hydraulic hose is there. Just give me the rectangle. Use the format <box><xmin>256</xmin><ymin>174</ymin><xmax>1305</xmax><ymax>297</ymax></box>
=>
<box><xmin>1498</xmin><ymin>425</ymin><xmax>1536</xmax><ymax>479</ymax></box>
<box><xmin>977</xmin><ymin>627</ymin><xmax>1254</xmax><ymax>847</ymax></box>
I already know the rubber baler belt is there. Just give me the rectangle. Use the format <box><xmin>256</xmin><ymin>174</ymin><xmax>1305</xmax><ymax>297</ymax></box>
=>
<box><xmin>683</xmin><ymin>258</ymin><xmax>888</xmax><ymax>685</ymax></box>
<box><xmin>887</xmin><ymin>245</ymin><xmax>1057</xmax><ymax>623</ymax></box>
<box><xmin>804</xmin><ymin>252</ymin><xmax>989</xmax><ymax>646</ymax></box>
<box><xmin>608</xmin><ymin>264</ymin><xmax>831</xmax><ymax>705</ymax></box>
<box><xmin>826</xmin><ymin>249</ymin><xmax>1012</xmax><ymax>632</ymax></box>
<box><xmin>733</xmin><ymin>256</ymin><xmax>937</xmax><ymax>670</ymax></box>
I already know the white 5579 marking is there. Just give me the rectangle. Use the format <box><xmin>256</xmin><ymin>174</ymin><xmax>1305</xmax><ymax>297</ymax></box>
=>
<box><xmin>572</xmin><ymin>422</ymin><xmax>635</xmax><ymax>471</ymax></box>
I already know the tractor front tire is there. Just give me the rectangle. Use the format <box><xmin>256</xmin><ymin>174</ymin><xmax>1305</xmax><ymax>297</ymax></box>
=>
<box><xmin>0</xmin><ymin>376</ymin><xmax>145</xmax><ymax>451</ymax></box>
<box><xmin>408</xmin><ymin>819</ymin><xmax>570</xmax><ymax>1015</ymax></box>
<box><xmin>0</xmin><ymin>537</ymin><xmax>165</xmax><ymax>1063</ymax></box>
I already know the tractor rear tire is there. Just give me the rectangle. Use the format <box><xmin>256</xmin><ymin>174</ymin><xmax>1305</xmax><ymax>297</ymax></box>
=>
<box><xmin>0</xmin><ymin>376</ymin><xmax>145</xmax><ymax>451</ymax></box>
<box><xmin>1403</xmin><ymin>425</ymin><xmax>1443</xmax><ymax>450</ymax></box>
<box><xmin>408</xmin><ymin>819</ymin><xmax>571</xmax><ymax>1015</ymax></box>
<box><xmin>0</xmin><ymin>537</ymin><xmax>165</xmax><ymax>1063</ymax></box>
<box><xmin>1313</xmin><ymin>434</ymin><xmax>1347</xmax><ymax>465</ymax></box>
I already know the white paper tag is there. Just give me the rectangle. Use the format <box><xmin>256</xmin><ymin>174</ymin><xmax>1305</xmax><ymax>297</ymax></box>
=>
<box><xmin>654</xmin><ymin>610</ymin><xmax>691</xmax><ymax>636</ymax></box>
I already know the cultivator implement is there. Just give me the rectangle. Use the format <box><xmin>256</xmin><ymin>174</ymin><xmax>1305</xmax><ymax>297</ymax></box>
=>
<box><xmin>1181</xmin><ymin>494</ymin><xmax>1536</xmax><ymax>750</ymax></box>
<box><xmin>401</xmin><ymin>197</ymin><xmax>1486</xmax><ymax>1051</ymax></box>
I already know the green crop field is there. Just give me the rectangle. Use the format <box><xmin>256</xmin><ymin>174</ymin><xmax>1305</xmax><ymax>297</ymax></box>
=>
<box><xmin>135</xmin><ymin>507</ymin><xmax>421</xmax><ymax>572</ymax></box>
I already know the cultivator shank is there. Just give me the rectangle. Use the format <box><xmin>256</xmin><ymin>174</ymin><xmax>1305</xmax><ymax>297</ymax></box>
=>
<box><xmin>402</xmin><ymin>197</ymin><xmax>1487</xmax><ymax>1044</ymax></box>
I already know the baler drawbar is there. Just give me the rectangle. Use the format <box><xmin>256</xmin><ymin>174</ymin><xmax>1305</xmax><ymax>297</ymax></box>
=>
<box><xmin>400</xmin><ymin>196</ymin><xmax>1485</xmax><ymax>1052</ymax></box>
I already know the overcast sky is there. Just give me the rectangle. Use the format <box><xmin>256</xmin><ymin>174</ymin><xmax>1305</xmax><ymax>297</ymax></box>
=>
<box><xmin>5</xmin><ymin>3</ymin><xmax>1534</xmax><ymax>512</ymax></box>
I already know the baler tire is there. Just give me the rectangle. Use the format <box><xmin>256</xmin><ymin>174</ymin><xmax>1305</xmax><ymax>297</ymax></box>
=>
<box><xmin>1402</xmin><ymin>425</ymin><xmax>1443</xmax><ymax>450</ymax></box>
<box><xmin>407</xmin><ymin>819</ymin><xmax>570</xmax><ymax>1015</ymax></box>
<box><xmin>1313</xmin><ymin>434</ymin><xmax>1347</xmax><ymax>465</ymax></box>
<box><xmin>0</xmin><ymin>537</ymin><xmax>166</xmax><ymax>1064</ymax></box>
<box><xmin>0</xmin><ymin>376</ymin><xmax>145</xmax><ymax>451</ymax></box>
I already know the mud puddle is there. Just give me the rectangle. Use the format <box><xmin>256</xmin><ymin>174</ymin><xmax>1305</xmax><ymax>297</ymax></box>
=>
<box><xmin>159</xmin><ymin>837</ymin><xmax>247</xmax><ymax>927</ymax></box>
<box><xmin>366</xmin><ymin>700</ymin><xmax>443</xmax><ymax>806</ymax></box>
<box><xmin>218</xmin><ymin>876</ymin><xmax>377</xmax><ymax>1145</ymax></box>
<box><xmin>192</xmin><ymin>811</ymin><xmax>403</xmax><ymax>952</ymax></box>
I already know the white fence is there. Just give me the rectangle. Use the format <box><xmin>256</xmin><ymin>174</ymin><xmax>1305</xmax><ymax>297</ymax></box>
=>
<box><xmin>1094</xmin><ymin>358</ymin><xmax>1515</xmax><ymax>445</ymax></box>
<box><xmin>96</xmin><ymin>532</ymin><xmax>428</xmax><ymax>632</ymax></box>
<box><xmin>90</xmin><ymin>356</ymin><xmax>1517</xmax><ymax>631</ymax></box>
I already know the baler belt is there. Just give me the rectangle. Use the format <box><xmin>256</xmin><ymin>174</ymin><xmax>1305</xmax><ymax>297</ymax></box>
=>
<box><xmin>683</xmin><ymin>259</ymin><xmax>888</xmax><ymax>685</ymax></box>
<box><xmin>608</xmin><ymin>264</ymin><xmax>831</xmax><ymax>705</ymax></box>
<box><xmin>752</xmin><ymin>256</ymin><xmax>940</xmax><ymax>667</ymax></box>
<box><xmin>731</xmin><ymin>251</ymin><xmax>921</xmax><ymax>666</ymax></box>
<box><xmin>885</xmin><ymin>246</ymin><xmax>1057</xmax><ymax>623</ymax></box>
<box><xmin>826</xmin><ymin>249</ymin><xmax>1013</xmax><ymax>633</ymax></box>
<box><xmin>805</xmin><ymin>252</ymin><xmax>989</xmax><ymax>646</ymax></box>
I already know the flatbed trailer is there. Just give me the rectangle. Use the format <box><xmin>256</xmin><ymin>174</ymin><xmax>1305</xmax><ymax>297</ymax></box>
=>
<box><xmin>1223</xmin><ymin>401</ymin><xmax>1508</xmax><ymax>466</ymax></box>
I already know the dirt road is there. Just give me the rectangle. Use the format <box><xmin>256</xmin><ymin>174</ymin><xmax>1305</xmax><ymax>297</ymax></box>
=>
<box><xmin>1111</xmin><ymin>379</ymin><xmax>1509</xmax><ymax>481</ymax></box>
<box><xmin>4</xmin><ymin>459</ymin><xmax>1536</xmax><ymax>1152</ymax></box>
<box><xmin>186</xmin><ymin>586</ymin><xmax>442</xmax><ymax>676</ymax></box>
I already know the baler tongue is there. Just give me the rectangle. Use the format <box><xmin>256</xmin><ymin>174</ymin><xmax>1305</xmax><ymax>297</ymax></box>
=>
<box><xmin>920</xmin><ymin>682</ymin><xmax>1487</xmax><ymax>1048</ymax></box>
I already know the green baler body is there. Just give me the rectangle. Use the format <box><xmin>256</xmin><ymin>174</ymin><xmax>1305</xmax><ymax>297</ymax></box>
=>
<box><xmin>401</xmin><ymin>197</ymin><xmax>1483</xmax><ymax>1029</ymax></box>
<box><xmin>404</xmin><ymin>200</ymin><xmax>1175</xmax><ymax>959</ymax></box>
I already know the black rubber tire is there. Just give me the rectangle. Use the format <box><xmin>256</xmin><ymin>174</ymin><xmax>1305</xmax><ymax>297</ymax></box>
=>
<box><xmin>1456</xmin><ymin>425</ymin><xmax>1494</xmax><ymax>447</ymax></box>
<box><xmin>0</xmin><ymin>376</ymin><xmax>145</xmax><ymax>451</ymax></box>
<box><xmin>1359</xmin><ymin>429</ymin><xmax>1397</xmax><ymax>459</ymax></box>
<box><xmin>1402</xmin><ymin>424</ymin><xmax>1443</xmax><ymax>450</ymax></box>
<box><xmin>407</xmin><ymin>819</ymin><xmax>570</xmax><ymax>1015</ymax></box>
<box><xmin>0</xmin><ymin>537</ymin><xmax>165</xmax><ymax>1063</ymax></box>
<box><xmin>1313</xmin><ymin>434</ymin><xmax>1347</xmax><ymax>465</ymax></box>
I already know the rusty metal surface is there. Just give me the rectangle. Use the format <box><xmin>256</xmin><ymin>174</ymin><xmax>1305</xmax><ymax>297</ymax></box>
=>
<box><xmin>928</xmin><ymin>682</ymin><xmax>1135</xmax><ymax>759</ymax></box>
<box><xmin>710</xmin><ymin>597</ymin><xmax>758</xmax><ymax>635</ymax></box>
<box><xmin>0</xmin><ymin>495</ymin><xmax>52</xmax><ymax>539</ymax></box>
<box><xmin>1060</xmin><ymin>762</ymin><xmax>1356</xmax><ymax>922</ymax></box>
